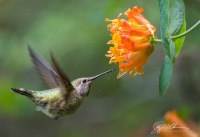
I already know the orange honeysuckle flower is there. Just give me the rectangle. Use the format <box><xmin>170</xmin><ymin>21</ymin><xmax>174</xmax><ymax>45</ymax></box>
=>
<box><xmin>158</xmin><ymin>110</ymin><xmax>199</xmax><ymax>137</ymax></box>
<box><xmin>105</xmin><ymin>6</ymin><xmax>156</xmax><ymax>78</ymax></box>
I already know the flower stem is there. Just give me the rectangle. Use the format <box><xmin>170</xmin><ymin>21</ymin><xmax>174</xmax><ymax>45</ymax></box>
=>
<box><xmin>171</xmin><ymin>20</ymin><xmax>200</xmax><ymax>39</ymax></box>
<box><xmin>154</xmin><ymin>38</ymin><xmax>162</xmax><ymax>42</ymax></box>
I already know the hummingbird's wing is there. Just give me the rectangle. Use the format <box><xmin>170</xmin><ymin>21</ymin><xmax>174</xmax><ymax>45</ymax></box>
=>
<box><xmin>50</xmin><ymin>52</ymin><xmax>75</xmax><ymax>98</ymax></box>
<box><xmin>28</xmin><ymin>45</ymin><xmax>63</xmax><ymax>89</ymax></box>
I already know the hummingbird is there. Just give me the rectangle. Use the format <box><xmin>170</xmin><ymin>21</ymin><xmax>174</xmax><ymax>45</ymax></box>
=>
<box><xmin>11</xmin><ymin>46</ymin><xmax>115</xmax><ymax>119</ymax></box>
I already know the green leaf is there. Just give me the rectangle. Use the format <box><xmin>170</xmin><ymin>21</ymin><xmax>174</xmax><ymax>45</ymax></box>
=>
<box><xmin>174</xmin><ymin>20</ymin><xmax>186</xmax><ymax>56</ymax></box>
<box><xmin>158</xmin><ymin>0</ymin><xmax>170</xmax><ymax>57</ymax></box>
<box><xmin>158</xmin><ymin>0</ymin><xmax>185</xmax><ymax>60</ymax></box>
<box><xmin>168</xmin><ymin>38</ymin><xmax>176</xmax><ymax>63</ymax></box>
<box><xmin>158</xmin><ymin>0</ymin><xmax>185</xmax><ymax>95</ymax></box>
<box><xmin>159</xmin><ymin>55</ymin><xmax>174</xmax><ymax>96</ymax></box>
<box><xmin>168</xmin><ymin>0</ymin><xmax>185</xmax><ymax>35</ymax></box>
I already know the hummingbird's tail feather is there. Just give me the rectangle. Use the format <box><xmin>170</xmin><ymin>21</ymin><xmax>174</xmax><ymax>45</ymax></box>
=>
<box><xmin>11</xmin><ymin>88</ymin><xmax>33</xmax><ymax>98</ymax></box>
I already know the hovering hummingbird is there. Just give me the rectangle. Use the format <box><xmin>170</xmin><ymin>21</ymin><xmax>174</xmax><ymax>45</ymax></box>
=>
<box><xmin>11</xmin><ymin>46</ymin><xmax>115</xmax><ymax>119</ymax></box>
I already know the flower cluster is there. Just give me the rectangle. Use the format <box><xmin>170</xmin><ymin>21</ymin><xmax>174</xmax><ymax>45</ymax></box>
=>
<box><xmin>106</xmin><ymin>6</ymin><xmax>156</xmax><ymax>78</ymax></box>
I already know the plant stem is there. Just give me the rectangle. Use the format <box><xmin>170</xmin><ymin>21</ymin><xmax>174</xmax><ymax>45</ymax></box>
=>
<box><xmin>154</xmin><ymin>38</ymin><xmax>162</xmax><ymax>42</ymax></box>
<box><xmin>171</xmin><ymin>20</ymin><xmax>200</xmax><ymax>39</ymax></box>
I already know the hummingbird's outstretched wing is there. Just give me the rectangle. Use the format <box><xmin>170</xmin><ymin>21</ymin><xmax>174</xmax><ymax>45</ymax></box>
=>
<box><xmin>28</xmin><ymin>45</ymin><xmax>60</xmax><ymax>89</ymax></box>
<box><xmin>28</xmin><ymin>45</ymin><xmax>65</xmax><ymax>89</ymax></box>
<box><xmin>50</xmin><ymin>52</ymin><xmax>75</xmax><ymax>98</ymax></box>
<box><xmin>28</xmin><ymin>45</ymin><xmax>74</xmax><ymax>99</ymax></box>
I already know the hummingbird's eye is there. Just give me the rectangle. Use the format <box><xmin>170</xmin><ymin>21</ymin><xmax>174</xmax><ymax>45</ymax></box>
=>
<box><xmin>82</xmin><ymin>79</ymin><xmax>87</xmax><ymax>83</ymax></box>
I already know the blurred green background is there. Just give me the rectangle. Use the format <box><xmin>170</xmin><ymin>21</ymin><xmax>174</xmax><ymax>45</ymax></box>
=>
<box><xmin>0</xmin><ymin>0</ymin><xmax>200</xmax><ymax>137</ymax></box>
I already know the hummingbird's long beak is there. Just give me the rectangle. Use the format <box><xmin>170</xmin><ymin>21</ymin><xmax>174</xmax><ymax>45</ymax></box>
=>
<box><xmin>89</xmin><ymin>69</ymin><xmax>116</xmax><ymax>81</ymax></box>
